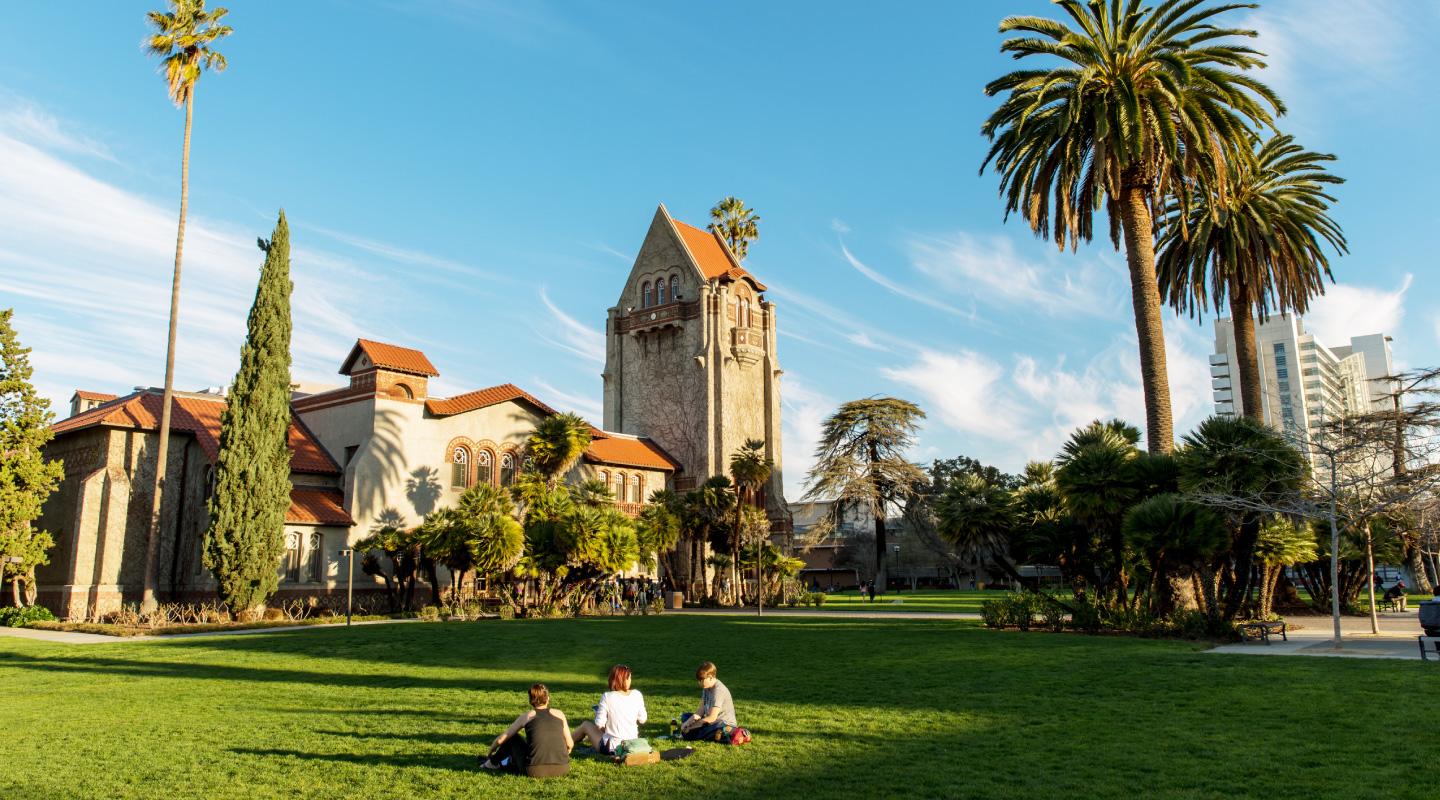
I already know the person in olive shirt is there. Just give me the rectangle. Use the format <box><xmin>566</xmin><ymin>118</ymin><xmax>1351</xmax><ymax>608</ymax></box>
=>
<box><xmin>678</xmin><ymin>661</ymin><xmax>737</xmax><ymax>742</ymax></box>
<box><xmin>481</xmin><ymin>683</ymin><xmax>573</xmax><ymax>778</ymax></box>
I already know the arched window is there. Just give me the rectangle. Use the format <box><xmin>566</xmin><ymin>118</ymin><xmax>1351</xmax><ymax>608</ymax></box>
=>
<box><xmin>283</xmin><ymin>531</ymin><xmax>301</xmax><ymax>583</ymax></box>
<box><xmin>614</xmin><ymin>471</ymin><xmax>626</xmax><ymax>499</ymax></box>
<box><xmin>669</xmin><ymin>275</ymin><xmax>679</xmax><ymax>301</ymax></box>
<box><xmin>657</xmin><ymin>278</ymin><xmax>668</xmax><ymax>305</ymax></box>
<box><xmin>642</xmin><ymin>282</ymin><xmax>651</xmax><ymax>308</ymax></box>
<box><xmin>500</xmin><ymin>453</ymin><xmax>515</xmax><ymax>486</ymax></box>
<box><xmin>306</xmin><ymin>532</ymin><xmax>324</xmax><ymax>583</ymax></box>
<box><xmin>600</xmin><ymin>470</ymin><xmax>610</xmax><ymax>488</ymax></box>
<box><xmin>476</xmin><ymin>450</ymin><xmax>493</xmax><ymax>485</ymax></box>
<box><xmin>451</xmin><ymin>446</ymin><xmax>470</xmax><ymax>488</ymax></box>
<box><xmin>630</xmin><ymin>475</ymin><xmax>641</xmax><ymax>503</ymax></box>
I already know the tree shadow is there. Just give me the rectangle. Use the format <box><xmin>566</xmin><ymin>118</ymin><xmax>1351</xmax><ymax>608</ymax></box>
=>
<box><xmin>405</xmin><ymin>467</ymin><xmax>442</xmax><ymax>517</ymax></box>
<box><xmin>230</xmin><ymin>747</ymin><xmax>479</xmax><ymax>774</ymax></box>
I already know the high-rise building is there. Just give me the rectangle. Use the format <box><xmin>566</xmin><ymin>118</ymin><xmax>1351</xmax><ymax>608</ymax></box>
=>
<box><xmin>1210</xmin><ymin>314</ymin><xmax>1394</xmax><ymax>445</ymax></box>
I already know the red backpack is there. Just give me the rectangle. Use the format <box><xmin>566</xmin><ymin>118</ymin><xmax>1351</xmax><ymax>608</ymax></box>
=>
<box><xmin>728</xmin><ymin>727</ymin><xmax>751</xmax><ymax>746</ymax></box>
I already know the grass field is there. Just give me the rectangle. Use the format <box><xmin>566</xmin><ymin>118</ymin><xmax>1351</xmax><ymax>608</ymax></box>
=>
<box><xmin>2</xmin><ymin>616</ymin><xmax>1435</xmax><ymax>799</ymax></box>
<box><xmin>817</xmin><ymin>589</ymin><xmax>992</xmax><ymax>613</ymax></box>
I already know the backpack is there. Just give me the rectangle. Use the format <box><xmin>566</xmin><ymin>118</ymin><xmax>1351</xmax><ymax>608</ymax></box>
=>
<box><xmin>614</xmin><ymin>738</ymin><xmax>652</xmax><ymax>758</ymax></box>
<box><xmin>727</xmin><ymin>727</ymin><xmax>751</xmax><ymax>746</ymax></box>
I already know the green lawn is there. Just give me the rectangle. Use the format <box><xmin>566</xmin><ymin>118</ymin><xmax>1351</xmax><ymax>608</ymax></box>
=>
<box><xmin>1</xmin><ymin>616</ymin><xmax>1435</xmax><ymax>799</ymax></box>
<box><xmin>818</xmin><ymin>588</ymin><xmax>994</xmax><ymax>613</ymax></box>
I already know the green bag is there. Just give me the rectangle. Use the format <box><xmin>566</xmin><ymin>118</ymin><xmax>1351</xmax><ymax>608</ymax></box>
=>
<box><xmin>614</xmin><ymin>738</ymin><xmax>652</xmax><ymax>758</ymax></box>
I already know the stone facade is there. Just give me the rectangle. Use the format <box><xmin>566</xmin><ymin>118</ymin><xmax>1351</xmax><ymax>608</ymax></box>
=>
<box><xmin>603</xmin><ymin>205</ymin><xmax>788</xmax><ymax>522</ymax></box>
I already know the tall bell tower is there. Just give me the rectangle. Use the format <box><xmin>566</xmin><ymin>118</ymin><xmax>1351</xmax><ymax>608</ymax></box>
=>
<box><xmin>603</xmin><ymin>204</ymin><xmax>787</xmax><ymax>522</ymax></box>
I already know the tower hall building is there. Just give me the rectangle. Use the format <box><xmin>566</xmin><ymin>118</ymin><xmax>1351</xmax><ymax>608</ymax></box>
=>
<box><xmin>36</xmin><ymin>205</ymin><xmax>786</xmax><ymax>619</ymax></box>
<box><xmin>1209</xmin><ymin>313</ymin><xmax>1395</xmax><ymax>446</ymax></box>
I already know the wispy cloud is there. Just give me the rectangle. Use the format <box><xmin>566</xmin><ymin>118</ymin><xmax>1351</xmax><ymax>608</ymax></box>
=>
<box><xmin>840</xmin><ymin>244</ymin><xmax>975</xmax><ymax>321</ymax></box>
<box><xmin>532</xmin><ymin>378</ymin><xmax>603</xmax><ymax>423</ymax></box>
<box><xmin>779</xmin><ymin>373</ymin><xmax>836</xmax><ymax>500</ymax></box>
<box><xmin>585</xmin><ymin>242</ymin><xmax>633</xmax><ymax>263</ymax></box>
<box><xmin>846</xmin><ymin>332</ymin><xmax>887</xmax><ymax>352</ymax></box>
<box><xmin>905</xmin><ymin>231</ymin><xmax>1121</xmax><ymax>317</ymax></box>
<box><xmin>536</xmin><ymin>287</ymin><xmax>606</xmax><ymax>365</ymax></box>
<box><xmin>304</xmin><ymin>222</ymin><xmax>504</xmax><ymax>284</ymax></box>
<box><xmin>1304</xmin><ymin>274</ymin><xmax>1412</xmax><ymax>348</ymax></box>
<box><xmin>829</xmin><ymin>219</ymin><xmax>851</xmax><ymax>234</ymax></box>
<box><xmin>0</xmin><ymin>97</ymin><xmax>116</xmax><ymax>163</ymax></box>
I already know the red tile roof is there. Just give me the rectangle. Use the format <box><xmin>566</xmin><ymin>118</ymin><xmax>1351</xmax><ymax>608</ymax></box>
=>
<box><xmin>50</xmin><ymin>391</ymin><xmax>341</xmax><ymax>475</ymax></box>
<box><xmin>670</xmin><ymin>216</ymin><xmax>768</xmax><ymax>292</ymax></box>
<box><xmin>287</xmin><ymin>487</ymin><xmax>354</xmax><ymax>526</ymax></box>
<box><xmin>584</xmin><ymin>431</ymin><xmax>679</xmax><ymax>471</ymax></box>
<box><xmin>425</xmin><ymin>383</ymin><xmax>559</xmax><ymax>417</ymax></box>
<box><xmin>340</xmin><ymin>339</ymin><xmax>439</xmax><ymax>377</ymax></box>
<box><xmin>71</xmin><ymin>390</ymin><xmax>118</xmax><ymax>402</ymax></box>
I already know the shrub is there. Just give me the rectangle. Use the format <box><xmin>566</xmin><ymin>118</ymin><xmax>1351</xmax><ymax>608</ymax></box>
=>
<box><xmin>648</xmin><ymin>597</ymin><xmax>664</xmax><ymax>615</ymax></box>
<box><xmin>1039</xmin><ymin>598</ymin><xmax>1066</xmax><ymax>633</ymax></box>
<box><xmin>1067</xmin><ymin>594</ymin><xmax>1104</xmax><ymax>634</ymax></box>
<box><xmin>980</xmin><ymin>597</ymin><xmax>1007</xmax><ymax>629</ymax></box>
<box><xmin>418</xmin><ymin>605</ymin><xmax>441</xmax><ymax>621</ymax></box>
<box><xmin>812</xmin><ymin>592</ymin><xmax>827</xmax><ymax>608</ymax></box>
<box><xmin>497</xmin><ymin>605</ymin><xmax>516</xmax><ymax>621</ymax></box>
<box><xmin>0</xmin><ymin>605</ymin><xmax>56</xmax><ymax>627</ymax></box>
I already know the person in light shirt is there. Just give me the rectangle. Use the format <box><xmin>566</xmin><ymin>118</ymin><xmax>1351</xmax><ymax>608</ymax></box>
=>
<box><xmin>571</xmin><ymin>664</ymin><xmax>647</xmax><ymax>755</ymax></box>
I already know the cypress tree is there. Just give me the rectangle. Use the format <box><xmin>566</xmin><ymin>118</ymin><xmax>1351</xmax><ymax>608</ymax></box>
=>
<box><xmin>0</xmin><ymin>309</ymin><xmax>65</xmax><ymax>606</ymax></box>
<box><xmin>204</xmin><ymin>211</ymin><xmax>293</xmax><ymax>617</ymax></box>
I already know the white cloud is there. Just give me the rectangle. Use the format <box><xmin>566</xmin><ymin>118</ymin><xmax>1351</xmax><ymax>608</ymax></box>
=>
<box><xmin>779</xmin><ymin>373</ymin><xmax>835</xmax><ymax>500</ymax></box>
<box><xmin>532</xmin><ymin>378</ymin><xmax>603</xmax><ymax>423</ymax></box>
<box><xmin>1304</xmin><ymin>275</ymin><xmax>1411</xmax><ymax>347</ymax></box>
<box><xmin>881</xmin><ymin>349</ymin><xmax>1026</xmax><ymax>441</ymax></box>
<box><xmin>840</xmin><ymin>244</ymin><xmax>974</xmax><ymax>321</ymax></box>
<box><xmin>0</xmin><ymin>99</ymin><xmax>116</xmax><ymax>163</ymax></box>
<box><xmin>845</xmin><ymin>332</ymin><xmax>886</xmax><ymax>352</ymax></box>
<box><xmin>905</xmin><ymin>231</ymin><xmax>1121</xmax><ymax>317</ymax></box>
<box><xmin>536</xmin><ymin>287</ymin><xmax>606</xmax><ymax>365</ymax></box>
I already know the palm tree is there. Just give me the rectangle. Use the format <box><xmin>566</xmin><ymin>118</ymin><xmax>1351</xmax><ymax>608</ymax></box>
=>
<box><xmin>684</xmin><ymin>476</ymin><xmax>735</xmax><ymax>601</ymax></box>
<box><xmin>140</xmin><ymin>0</ymin><xmax>232</xmax><ymax>612</ymax></box>
<box><xmin>803</xmin><ymin>398</ymin><xmax>927</xmax><ymax>592</ymax></box>
<box><xmin>1122</xmin><ymin>493</ymin><xmax>1227</xmax><ymax>616</ymax></box>
<box><xmin>935</xmin><ymin>473</ymin><xmax>1026</xmax><ymax>587</ymax></box>
<box><xmin>981</xmin><ymin>0</ymin><xmax>1282</xmax><ymax>454</ymax></box>
<box><xmin>1054</xmin><ymin>420</ymin><xmax>1142</xmax><ymax>602</ymax></box>
<box><xmin>708</xmin><ymin>197</ymin><xmax>761</xmax><ymax>260</ymax></box>
<box><xmin>729</xmin><ymin>438</ymin><xmax>774</xmax><ymax>611</ymax></box>
<box><xmin>1157</xmin><ymin>134</ymin><xmax>1347</xmax><ymax>422</ymax></box>
<box><xmin>525</xmin><ymin>413</ymin><xmax>592</xmax><ymax>487</ymax></box>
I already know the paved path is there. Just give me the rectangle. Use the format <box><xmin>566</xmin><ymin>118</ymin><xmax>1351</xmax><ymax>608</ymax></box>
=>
<box><xmin>0</xmin><ymin>618</ymin><xmax>416</xmax><ymax>645</ymax></box>
<box><xmin>1209</xmin><ymin>612</ymin><xmax>1433</xmax><ymax>661</ymax></box>
<box><xmin>667</xmin><ymin>607</ymin><xmax>982</xmax><ymax>621</ymax></box>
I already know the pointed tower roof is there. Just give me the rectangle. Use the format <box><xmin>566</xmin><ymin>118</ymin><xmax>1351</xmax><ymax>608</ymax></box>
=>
<box><xmin>658</xmin><ymin>204</ymin><xmax>767</xmax><ymax>291</ymax></box>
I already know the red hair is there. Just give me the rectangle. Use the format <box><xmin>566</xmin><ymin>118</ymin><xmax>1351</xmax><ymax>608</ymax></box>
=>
<box><xmin>608</xmin><ymin>664</ymin><xmax>632</xmax><ymax>691</ymax></box>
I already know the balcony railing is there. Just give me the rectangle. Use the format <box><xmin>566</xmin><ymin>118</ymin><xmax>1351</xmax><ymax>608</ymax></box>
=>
<box><xmin>731</xmin><ymin>326</ymin><xmax>763</xmax><ymax>347</ymax></box>
<box><xmin>615</xmin><ymin>300</ymin><xmax>701</xmax><ymax>333</ymax></box>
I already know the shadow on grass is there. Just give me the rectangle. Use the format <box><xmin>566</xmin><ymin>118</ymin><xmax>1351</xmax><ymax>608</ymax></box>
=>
<box><xmin>231</xmin><ymin>747</ymin><xmax>480</xmax><ymax>774</ymax></box>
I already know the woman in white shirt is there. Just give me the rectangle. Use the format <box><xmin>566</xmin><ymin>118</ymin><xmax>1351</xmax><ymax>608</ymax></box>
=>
<box><xmin>571</xmin><ymin>664</ymin><xmax>647</xmax><ymax>755</ymax></box>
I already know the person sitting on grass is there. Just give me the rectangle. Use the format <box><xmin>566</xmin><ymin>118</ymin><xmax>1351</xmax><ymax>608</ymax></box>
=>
<box><xmin>571</xmin><ymin>664</ymin><xmax>647</xmax><ymax>756</ymax></box>
<box><xmin>677</xmin><ymin>661</ymin><xmax>737</xmax><ymax>742</ymax></box>
<box><xmin>480</xmin><ymin>683</ymin><xmax>573</xmax><ymax>778</ymax></box>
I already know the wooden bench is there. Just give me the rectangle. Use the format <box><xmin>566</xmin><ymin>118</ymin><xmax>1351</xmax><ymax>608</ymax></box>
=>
<box><xmin>1239</xmin><ymin>620</ymin><xmax>1287</xmax><ymax>644</ymax></box>
<box><xmin>1419</xmin><ymin>636</ymin><xmax>1440</xmax><ymax>662</ymax></box>
<box><xmin>1377</xmin><ymin>596</ymin><xmax>1407</xmax><ymax>613</ymax></box>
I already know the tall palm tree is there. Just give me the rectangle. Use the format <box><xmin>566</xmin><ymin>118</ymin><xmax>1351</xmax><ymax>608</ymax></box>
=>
<box><xmin>524</xmin><ymin>413</ymin><xmax>592</xmax><ymax>487</ymax></box>
<box><xmin>1055</xmin><ymin>420</ymin><xmax>1143</xmax><ymax>602</ymax></box>
<box><xmin>981</xmin><ymin>0</ymin><xmax>1282</xmax><ymax>454</ymax></box>
<box><xmin>707</xmin><ymin>197</ymin><xmax>761</xmax><ymax>260</ymax></box>
<box><xmin>140</xmin><ymin>0</ymin><xmax>232</xmax><ymax>612</ymax></box>
<box><xmin>684</xmin><ymin>476</ymin><xmax>734</xmax><ymax>600</ymax></box>
<box><xmin>729</xmin><ymin>438</ymin><xmax>774</xmax><ymax>610</ymax></box>
<box><xmin>803</xmin><ymin>398</ymin><xmax>927</xmax><ymax>592</ymax></box>
<box><xmin>1157</xmin><ymin>134</ymin><xmax>1347</xmax><ymax>422</ymax></box>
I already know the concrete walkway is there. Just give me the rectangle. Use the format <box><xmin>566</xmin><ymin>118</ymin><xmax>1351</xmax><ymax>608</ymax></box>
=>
<box><xmin>1209</xmin><ymin>611</ymin><xmax>1434</xmax><ymax>661</ymax></box>
<box><xmin>0</xmin><ymin>617</ymin><xmax>416</xmax><ymax>645</ymax></box>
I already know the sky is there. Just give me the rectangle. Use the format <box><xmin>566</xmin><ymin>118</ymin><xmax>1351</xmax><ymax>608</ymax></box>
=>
<box><xmin>1</xmin><ymin>0</ymin><xmax>1436</xmax><ymax>499</ymax></box>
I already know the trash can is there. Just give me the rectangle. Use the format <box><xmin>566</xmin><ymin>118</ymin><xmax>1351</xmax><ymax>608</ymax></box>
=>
<box><xmin>667</xmin><ymin>592</ymin><xmax>685</xmax><ymax>610</ymax></box>
<box><xmin>1420</xmin><ymin>599</ymin><xmax>1440</xmax><ymax>637</ymax></box>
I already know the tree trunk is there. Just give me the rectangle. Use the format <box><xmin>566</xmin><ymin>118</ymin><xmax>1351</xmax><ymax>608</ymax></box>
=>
<box><xmin>1227</xmin><ymin>273</ymin><xmax>1264</xmax><ymax>422</ymax></box>
<box><xmin>1364</xmin><ymin>522</ymin><xmax>1379</xmax><ymax>635</ymax></box>
<box><xmin>10</xmin><ymin>573</ymin><xmax>21</xmax><ymax>608</ymax></box>
<box><xmin>873</xmin><ymin>513</ymin><xmax>887</xmax><ymax>593</ymax></box>
<box><xmin>1406</xmin><ymin>545</ymin><xmax>1434</xmax><ymax>594</ymax></box>
<box><xmin>733</xmin><ymin>494</ymin><xmax>743</xmax><ymax>607</ymax></box>
<box><xmin>142</xmin><ymin>88</ymin><xmax>196</xmax><ymax>614</ymax></box>
<box><xmin>1223</xmin><ymin>516</ymin><xmax>1261</xmax><ymax>620</ymax></box>
<box><xmin>1117</xmin><ymin>184</ymin><xmax>1174</xmax><ymax>454</ymax></box>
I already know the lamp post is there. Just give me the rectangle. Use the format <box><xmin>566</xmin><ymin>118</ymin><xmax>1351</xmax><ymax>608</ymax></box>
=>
<box><xmin>339</xmin><ymin>548</ymin><xmax>354</xmax><ymax>626</ymax></box>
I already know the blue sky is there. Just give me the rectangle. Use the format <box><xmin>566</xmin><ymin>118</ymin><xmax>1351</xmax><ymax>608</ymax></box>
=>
<box><xmin>1</xmin><ymin>0</ymin><xmax>1436</xmax><ymax>497</ymax></box>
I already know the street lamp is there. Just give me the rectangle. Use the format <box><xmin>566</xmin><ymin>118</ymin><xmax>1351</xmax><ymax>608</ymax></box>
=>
<box><xmin>339</xmin><ymin>548</ymin><xmax>354</xmax><ymax>626</ymax></box>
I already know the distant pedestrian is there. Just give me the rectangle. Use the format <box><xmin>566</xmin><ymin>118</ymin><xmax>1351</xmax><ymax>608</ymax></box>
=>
<box><xmin>867</xmin><ymin>582</ymin><xmax>876</xmax><ymax>603</ymax></box>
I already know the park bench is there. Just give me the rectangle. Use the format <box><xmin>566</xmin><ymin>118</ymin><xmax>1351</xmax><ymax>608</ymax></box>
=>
<box><xmin>1419</xmin><ymin>637</ymin><xmax>1440</xmax><ymax>662</ymax></box>
<box><xmin>1376</xmin><ymin>596</ymin><xmax>1407</xmax><ymax>613</ymax></box>
<box><xmin>1238</xmin><ymin>620</ymin><xmax>1287</xmax><ymax>644</ymax></box>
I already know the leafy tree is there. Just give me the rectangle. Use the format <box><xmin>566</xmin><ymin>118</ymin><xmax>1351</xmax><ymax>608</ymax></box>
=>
<box><xmin>514</xmin><ymin>481</ymin><xmax>640</xmax><ymax>615</ymax></box>
<box><xmin>1176</xmin><ymin>415</ymin><xmax>1306</xmax><ymax>620</ymax></box>
<box><xmin>204</xmin><ymin>214</ymin><xmax>293</xmax><ymax>618</ymax></box>
<box><xmin>356</xmin><ymin>524</ymin><xmax>422</xmax><ymax>612</ymax></box>
<box><xmin>1122</xmin><ymin>494</ymin><xmax>1227</xmax><ymax>617</ymax></box>
<box><xmin>1158</xmin><ymin>134</ymin><xmax>1347</xmax><ymax>421</ymax></box>
<box><xmin>635</xmin><ymin>489</ymin><xmax>683</xmax><ymax>573</ymax></box>
<box><xmin>981</xmin><ymin>0</ymin><xmax>1281</xmax><ymax>454</ymax></box>
<box><xmin>0</xmin><ymin>310</ymin><xmax>64</xmax><ymax>607</ymax></box>
<box><xmin>934</xmin><ymin>473</ymin><xmax>1027</xmax><ymax>587</ymax></box>
<box><xmin>682</xmin><ymin>476</ymin><xmax>734</xmax><ymax>601</ymax></box>
<box><xmin>141</xmin><ymin>0</ymin><xmax>233</xmax><ymax>612</ymax></box>
<box><xmin>525</xmin><ymin>413</ymin><xmax>592</xmax><ymax>487</ymax></box>
<box><xmin>803</xmin><ymin>397</ymin><xmax>926</xmax><ymax>591</ymax></box>
<box><xmin>416</xmin><ymin>484</ymin><xmax>523</xmax><ymax>600</ymax></box>
<box><xmin>707</xmin><ymin>197</ymin><xmax>761</xmax><ymax>260</ymax></box>
<box><xmin>729</xmin><ymin>438</ymin><xmax>773</xmax><ymax>608</ymax></box>
<box><xmin>1252</xmin><ymin>515</ymin><xmax>1315</xmax><ymax>618</ymax></box>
